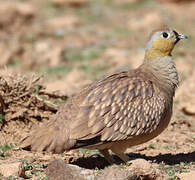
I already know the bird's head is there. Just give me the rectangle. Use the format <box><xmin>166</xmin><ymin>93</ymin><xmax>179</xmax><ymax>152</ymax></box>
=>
<box><xmin>145</xmin><ymin>28</ymin><xmax>188</xmax><ymax>60</ymax></box>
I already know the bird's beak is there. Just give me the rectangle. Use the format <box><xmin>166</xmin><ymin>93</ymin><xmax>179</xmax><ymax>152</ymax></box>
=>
<box><xmin>178</xmin><ymin>33</ymin><xmax>188</xmax><ymax>39</ymax></box>
<box><xmin>174</xmin><ymin>33</ymin><xmax>188</xmax><ymax>44</ymax></box>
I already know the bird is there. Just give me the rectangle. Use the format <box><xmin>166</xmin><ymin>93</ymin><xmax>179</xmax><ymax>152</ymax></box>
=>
<box><xmin>20</xmin><ymin>28</ymin><xmax>187</xmax><ymax>163</ymax></box>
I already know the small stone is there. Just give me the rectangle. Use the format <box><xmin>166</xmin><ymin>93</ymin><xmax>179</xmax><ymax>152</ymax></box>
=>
<box><xmin>158</xmin><ymin>0</ymin><xmax>194</xmax><ymax>3</ymax></box>
<box><xmin>97</xmin><ymin>165</ymin><xmax>138</xmax><ymax>180</ymax></box>
<box><xmin>127</xmin><ymin>159</ymin><xmax>164</xmax><ymax>180</ymax></box>
<box><xmin>177</xmin><ymin>170</ymin><xmax>195</xmax><ymax>180</ymax></box>
<box><xmin>0</xmin><ymin>162</ymin><xmax>24</xmax><ymax>178</ymax></box>
<box><xmin>51</xmin><ymin>0</ymin><xmax>88</xmax><ymax>7</ymax></box>
<box><xmin>46</xmin><ymin>159</ymin><xmax>94</xmax><ymax>180</ymax></box>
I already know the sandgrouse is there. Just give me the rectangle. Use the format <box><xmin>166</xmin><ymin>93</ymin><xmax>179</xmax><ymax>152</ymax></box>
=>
<box><xmin>20</xmin><ymin>28</ymin><xmax>187</xmax><ymax>163</ymax></box>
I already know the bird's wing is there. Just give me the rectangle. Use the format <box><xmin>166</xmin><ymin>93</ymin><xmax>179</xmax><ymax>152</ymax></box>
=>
<box><xmin>70</xmin><ymin>71</ymin><xmax>167</xmax><ymax>143</ymax></box>
<box><xmin>20</xmin><ymin>71</ymin><xmax>167</xmax><ymax>152</ymax></box>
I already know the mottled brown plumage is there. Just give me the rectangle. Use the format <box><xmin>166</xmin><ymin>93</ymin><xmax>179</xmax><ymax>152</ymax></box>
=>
<box><xmin>20</xmin><ymin>28</ymin><xmax>187</xmax><ymax>163</ymax></box>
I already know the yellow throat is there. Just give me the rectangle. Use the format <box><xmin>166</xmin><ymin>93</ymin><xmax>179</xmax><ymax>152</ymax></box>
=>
<box><xmin>145</xmin><ymin>37</ymin><xmax>175</xmax><ymax>60</ymax></box>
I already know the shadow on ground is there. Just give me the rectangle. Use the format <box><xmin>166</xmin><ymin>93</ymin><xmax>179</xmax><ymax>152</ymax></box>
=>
<box><xmin>71</xmin><ymin>151</ymin><xmax>195</xmax><ymax>169</ymax></box>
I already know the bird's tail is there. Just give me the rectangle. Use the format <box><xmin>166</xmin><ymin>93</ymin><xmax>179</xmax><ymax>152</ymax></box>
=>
<box><xmin>20</xmin><ymin>114</ymin><xmax>76</xmax><ymax>153</ymax></box>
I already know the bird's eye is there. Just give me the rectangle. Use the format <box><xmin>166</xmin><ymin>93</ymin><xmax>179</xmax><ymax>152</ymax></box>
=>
<box><xmin>162</xmin><ymin>32</ymin><xmax>169</xmax><ymax>38</ymax></box>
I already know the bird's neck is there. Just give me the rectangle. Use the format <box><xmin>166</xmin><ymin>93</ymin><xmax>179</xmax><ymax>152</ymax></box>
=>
<box><xmin>140</xmin><ymin>56</ymin><xmax>179</xmax><ymax>97</ymax></box>
<box><xmin>144</xmin><ymin>49</ymin><xmax>171</xmax><ymax>60</ymax></box>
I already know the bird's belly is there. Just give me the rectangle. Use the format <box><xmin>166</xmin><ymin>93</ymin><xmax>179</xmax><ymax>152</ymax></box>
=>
<box><xmin>86</xmin><ymin>110</ymin><xmax>172</xmax><ymax>151</ymax></box>
<box><xmin>113</xmin><ymin>111</ymin><xmax>172</xmax><ymax>150</ymax></box>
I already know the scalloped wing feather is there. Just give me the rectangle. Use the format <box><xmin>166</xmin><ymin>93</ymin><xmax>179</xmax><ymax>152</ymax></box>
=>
<box><xmin>70</xmin><ymin>71</ymin><xmax>167</xmax><ymax>143</ymax></box>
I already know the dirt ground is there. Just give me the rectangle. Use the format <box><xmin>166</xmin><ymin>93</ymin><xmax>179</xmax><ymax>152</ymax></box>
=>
<box><xmin>0</xmin><ymin>0</ymin><xmax>194</xmax><ymax>179</ymax></box>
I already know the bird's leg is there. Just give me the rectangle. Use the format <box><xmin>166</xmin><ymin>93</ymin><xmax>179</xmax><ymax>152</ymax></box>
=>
<box><xmin>110</xmin><ymin>147</ymin><xmax>130</xmax><ymax>163</ymax></box>
<box><xmin>110</xmin><ymin>144</ymin><xmax>130</xmax><ymax>163</ymax></box>
<box><xmin>114</xmin><ymin>152</ymin><xmax>130</xmax><ymax>163</ymax></box>
<box><xmin>99</xmin><ymin>149</ymin><xmax>115</xmax><ymax>164</ymax></box>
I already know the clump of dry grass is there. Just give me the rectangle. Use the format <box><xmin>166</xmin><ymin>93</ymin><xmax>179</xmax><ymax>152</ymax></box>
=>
<box><xmin>0</xmin><ymin>73</ymin><xmax>68</xmax><ymax>129</ymax></box>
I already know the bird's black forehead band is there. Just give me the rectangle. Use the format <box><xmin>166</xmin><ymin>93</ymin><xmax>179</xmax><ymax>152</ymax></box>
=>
<box><xmin>173</xmin><ymin>30</ymin><xmax>179</xmax><ymax>36</ymax></box>
<box><xmin>173</xmin><ymin>30</ymin><xmax>180</xmax><ymax>44</ymax></box>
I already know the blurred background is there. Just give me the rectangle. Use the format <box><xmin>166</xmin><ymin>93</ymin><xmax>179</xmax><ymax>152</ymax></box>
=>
<box><xmin>0</xmin><ymin>0</ymin><xmax>194</xmax><ymax>95</ymax></box>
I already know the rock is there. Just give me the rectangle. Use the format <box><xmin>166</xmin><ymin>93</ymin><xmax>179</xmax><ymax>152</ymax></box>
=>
<box><xmin>0</xmin><ymin>162</ymin><xmax>25</xmax><ymax>178</ymax></box>
<box><xmin>34</xmin><ymin>41</ymin><xmax>64</xmax><ymax>67</ymax></box>
<box><xmin>46</xmin><ymin>159</ymin><xmax>94</xmax><ymax>180</ymax></box>
<box><xmin>0</xmin><ymin>2</ymin><xmax>35</xmax><ymax>27</ymax></box>
<box><xmin>14</xmin><ymin>2</ymin><xmax>35</xmax><ymax>18</ymax></box>
<box><xmin>52</xmin><ymin>0</ymin><xmax>88</xmax><ymax>8</ymax></box>
<box><xmin>42</xmin><ymin>46</ymin><xmax>64</xmax><ymax>67</ymax></box>
<box><xmin>127</xmin><ymin>159</ymin><xmax>164</xmax><ymax>180</ymax></box>
<box><xmin>97</xmin><ymin>165</ymin><xmax>138</xmax><ymax>180</ymax></box>
<box><xmin>177</xmin><ymin>170</ymin><xmax>195</xmax><ymax>180</ymax></box>
<box><xmin>158</xmin><ymin>0</ymin><xmax>194</xmax><ymax>3</ymax></box>
<box><xmin>114</xmin><ymin>0</ymin><xmax>142</xmax><ymax>5</ymax></box>
<box><xmin>46</xmin><ymin>16</ymin><xmax>79</xmax><ymax>29</ymax></box>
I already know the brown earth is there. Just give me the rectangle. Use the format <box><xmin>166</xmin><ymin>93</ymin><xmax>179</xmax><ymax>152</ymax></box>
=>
<box><xmin>0</xmin><ymin>0</ymin><xmax>194</xmax><ymax>179</ymax></box>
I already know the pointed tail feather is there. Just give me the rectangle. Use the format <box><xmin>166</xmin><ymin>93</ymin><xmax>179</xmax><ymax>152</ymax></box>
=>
<box><xmin>20</xmin><ymin>115</ymin><xmax>76</xmax><ymax>153</ymax></box>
